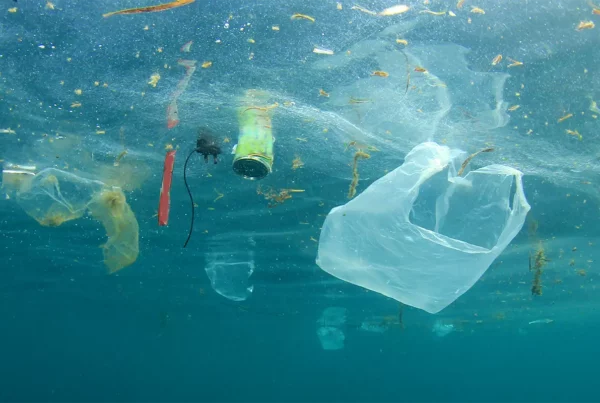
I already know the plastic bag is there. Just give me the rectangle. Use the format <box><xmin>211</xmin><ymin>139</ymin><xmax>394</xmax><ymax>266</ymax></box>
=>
<box><xmin>13</xmin><ymin>168</ymin><xmax>139</xmax><ymax>273</ymax></box>
<box><xmin>205</xmin><ymin>251</ymin><xmax>255</xmax><ymax>302</ymax></box>
<box><xmin>16</xmin><ymin>168</ymin><xmax>104</xmax><ymax>227</ymax></box>
<box><xmin>316</xmin><ymin>307</ymin><xmax>347</xmax><ymax>350</ymax></box>
<box><xmin>316</xmin><ymin>142</ymin><xmax>530</xmax><ymax>314</ymax></box>
<box><xmin>87</xmin><ymin>188</ymin><xmax>140</xmax><ymax>274</ymax></box>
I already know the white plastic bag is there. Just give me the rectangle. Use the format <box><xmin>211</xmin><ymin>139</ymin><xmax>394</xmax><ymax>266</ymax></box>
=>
<box><xmin>316</xmin><ymin>142</ymin><xmax>530</xmax><ymax>314</ymax></box>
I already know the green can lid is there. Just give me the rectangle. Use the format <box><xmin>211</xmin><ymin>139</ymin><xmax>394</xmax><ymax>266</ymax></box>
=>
<box><xmin>233</xmin><ymin>157</ymin><xmax>271</xmax><ymax>180</ymax></box>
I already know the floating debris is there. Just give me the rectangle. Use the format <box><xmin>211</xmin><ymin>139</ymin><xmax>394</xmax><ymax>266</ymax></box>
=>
<box><xmin>313</xmin><ymin>47</ymin><xmax>334</xmax><ymax>55</ymax></box>
<box><xmin>457</xmin><ymin>147</ymin><xmax>494</xmax><ymax>176</ymax></box>
<box><xmin>528</xmin><ymin>319</ymin><xmax>553</xmax><ymax>325</ymax></box>
<box><xmin>292</xmin><ymin>156</ymin><xmax>304</xmax><ymax>170</ymax></box>
<box><xmin>471</xmin><ymin>7</ymin><xmax>485</xmax><ymax>14</ymax></box>
<box><xmin>371</xmin><ymin>71</ymin><xmax>389</xmax><ymax>77</ymax></box>
<box><xmin>420</xmin><ymin>9</ymin><xmax>446</xmax><ymax>16</ymax></box>
<box><xmin>351</xmin><ymin>5</ymin><xmax>377</xmax><ymax>15</ymax></box>
<box><xmin>348</xmin><ymin>151</ymin><xmax>370</xmax><ymax>199</ymax></box>
<box><xmin>180</xmin><ymin>40</ymin><xmax>193</xmax><ymax>53</ymax></box>
<box><xmin>291</xmin><ymin>13</ymin><xmax>315</xmax><ymax>22</ymax></box>
<box><xmin>319</xmin><ymin>89</ymin><xmax>330</xmax><ymax>97</ymax></box>
<box><xmin>113</xmin><ymin>150</ymin><xmax>128</xmax><ymax>167</ymax></box>
<box><xmin>201</xmin><ymin>61</ymin><xmax>212</xmax><ymax>68</ymax></box>
<box><xmin>566</xmin><ymin>129</ymin><xmax>583</xmax><ymax>140</ymax></box>
<box><xmin>576</xmin><ymin>21</ymin><xmax>595</xmax><ymax>31</ymax></box>
<box><xmin>103</xmin><ymin>0</ymin><xmax>195</xmax><ymax>18</ymax></box>
<box><xmin>507</xmin><ymin>58</ymin><xmax>523</xmax><ymax>67</ymax></box>
<box><xmin>166</xmin><ymin>59</ymin><xmax>197</xmax><ymax>129</ymax></box>
<box><xmin>148</xmin><ymin>73</ymin><xmax>161</xmax><ymax>87</ymax></box>
<box><xmin>491</xmin><ymin>54</ymin><xmax>502</xmax><ymax>65</ymax></box>
<box><xmin>158</xmin><ymin>150</ymin><xmax>176</xmax><ymax>226</ymax></box>
<box><xmin>557</xmin><ymin>113</ymin><xmax>573</xmax><ymax>123</ymax></box>
<box><xmin>379</xmin><ymin>4</ymin><xmax>410</xmax><ymax>16</ymax></box>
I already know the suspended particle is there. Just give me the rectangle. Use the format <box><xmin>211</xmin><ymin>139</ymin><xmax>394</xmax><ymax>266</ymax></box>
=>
<box><xmin>313</xmin><ymin>47</ymin><xmax>334</xmax><ymax>55</ymax></box>
<box><xmin>148</xmin><ymin>73</ymin><xmax>160</xmax><ymax>87</ymax></box>
<box><xmin>507</xmin><ymin>58</ymin><xmax>523</xmax><ymax>67</ymax></box>
<box><xmin>379</xmin><ymin>4</ymin><xmax>410</xmax><ymax>16</ymax></box>
<box><xmin>557</xmin><ymin>113</ymin><xmax>573</xmax><ymax>123</ymax></box>
<box><xmin>576</xmin><ymin>21</ymin><xmax>595</xmax><ymax>31</ymax></box>
<box><xmin>290</xmin><ymin>13</ymin><xmax>315</xmax><ymax>22</ymax></box>
<box><xmin>371</xmin><ymin>71</ymin><xmax>389</xmax><ymax>77</ymax></box>
<box><xmin>351</xmin><ymin>5</ymin><xmax>377</xmax><ymax>15</ymax></box>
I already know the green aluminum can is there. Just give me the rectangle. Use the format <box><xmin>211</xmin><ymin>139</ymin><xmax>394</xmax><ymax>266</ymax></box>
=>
<box><xmin>232</xmin><ymin>105</ymin><xmax>274</xmax><ymax>180</ymax></box>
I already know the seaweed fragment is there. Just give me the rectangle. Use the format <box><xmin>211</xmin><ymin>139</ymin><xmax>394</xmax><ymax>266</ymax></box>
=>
<box><xmin>348</xmin><ymin>151</ymin><xmax>370</xmax><ymax>199</ymax></box>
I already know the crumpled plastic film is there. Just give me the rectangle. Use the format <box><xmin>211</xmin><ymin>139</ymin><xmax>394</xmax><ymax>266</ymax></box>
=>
<box><xmin>16</xmin><ymin>168</ymin><xmax>104</xmax><ymax>227</ymax></box>
<box><xmin>87</xmin><ymin>188</ymin><xmax>140</xmax><ymax>274</ymax></box>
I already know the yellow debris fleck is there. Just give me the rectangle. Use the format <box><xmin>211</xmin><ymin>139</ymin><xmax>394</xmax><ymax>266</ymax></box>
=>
<box><xmin>471</xmin><ymin>7</ymin><xmax>485</xmax><ymax>14</ymax></box>
<box><xmin>74</xmin><ymin>89</ymin><xmax>82</xmax><ymax>95</ymax></box>
<box><xmin>557</xmin><ymin>113</ymin><xmax>573</xmax><ymax>123</ymax></box>
<box><xmin>379</xmin><ymin>4</ymin><xmax>410</xmax><ymax>16</ymax></box>
<box><xmin>148</xmin><ymin>73</ymin><xmax>160</xmax><ymax>87</ymax></box>
<box><xmin>396</xmin><ymin>39</ymin><xmax>408</xmax><ymax>45</ymax></box>
<box><xmin>70</xmin><ymin>102</ymin><xmax>82</xmax><ymax>108</ymax></box>
<box><xmin>507</xmin><ymin>58</ymin><xmax>523</xmax><ymax>67</ymax></box>
<box><xmin>46</xmin><ymin>2</ymin><xmax>55</xmax><ymax>10</ymax></box>
<box><xmin>372</xmin><ymin>70</ymin><xmax>389</xmax><ymax>77</ymax></box>
<box><xmin>290</xmin><ymin>13</ymin><xmax>315</xmax><ymax>22</ymax></box>
<box><xmin>202</xmin><ymin>61</ymin><xmax>213</xmax><ymax>68</ymax></box>
<box><xmin>576</xmin><ymin>21</ymin><xmax>595</xmax><ymax>31</ymax></box>
<box><xmin>8</xmin><ymin>7</ymin><xmax>17</xmax><ymax>13</ymax></box>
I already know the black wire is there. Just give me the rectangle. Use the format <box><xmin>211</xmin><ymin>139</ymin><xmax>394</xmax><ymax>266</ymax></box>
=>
<box><xmin>183</xmin><ymin>148</ymin><xmax>199</xmax><ymax>248</ymax></box>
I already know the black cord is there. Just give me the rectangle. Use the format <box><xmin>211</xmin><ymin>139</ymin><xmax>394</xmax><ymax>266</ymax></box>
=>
<box><xmin>183</xmin><ymin>148</ymin><xmax>199</xmax><ymax>248</ymax></box>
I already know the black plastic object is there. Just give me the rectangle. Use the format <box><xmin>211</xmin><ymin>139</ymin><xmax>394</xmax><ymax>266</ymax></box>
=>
<box><xmin>196</xmin><ymin>127</ymin><xmax>222</xmax><ymax>164</ymax></box>
<box><xmin>183</xmin><ymin>128</ymin><xmax>223</xmax><ymax>248</ymax></box>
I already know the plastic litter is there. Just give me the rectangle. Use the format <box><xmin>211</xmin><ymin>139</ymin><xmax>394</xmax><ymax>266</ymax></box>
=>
<box><xmin>16</xmin><ymin>168</ymin><xmax>104</xmax><ymax>227</ymax></box>
<box><xmin>316</xmin><ymin>142</ymin><xmax>531</xmax><ymax>314</ymax></box>
<box><xmin>205</xmin><ymin>251</ymin><xmax>255</xmax><ymax>301</ymax></box>
<box><xmin>87</xmin><ymin>188</ymin><xmax>140</xmax><ymax>274</ymax></box>
<box><xmin>12</xmin><ymin>167</ymin><xmax>140</xmax><ymax>273</ymax></box>
<box><xmin>316</xmin><ymin>307</ymin><xmax>347</xmax><ymax>350</ymax></box>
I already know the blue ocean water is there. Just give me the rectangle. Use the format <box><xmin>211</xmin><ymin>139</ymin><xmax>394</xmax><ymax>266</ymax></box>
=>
<box><xmin>1</xmin><ymin>0</ymin><xmax>600</xmax><ymax>401</ymax></box>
